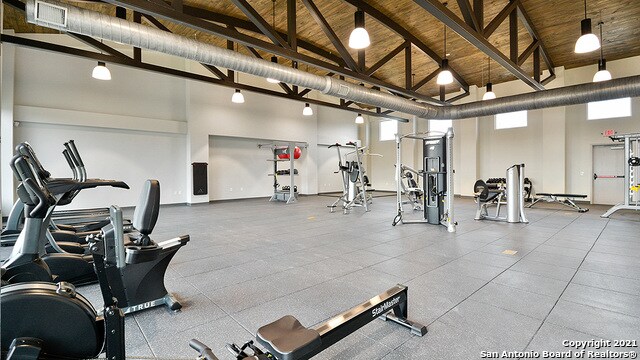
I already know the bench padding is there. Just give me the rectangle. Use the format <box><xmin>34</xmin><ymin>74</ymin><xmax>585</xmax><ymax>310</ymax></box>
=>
<box><xmin>256</xmin><ymin>315</ymin><xmax>321</xmax><ymax>360</ymax></box>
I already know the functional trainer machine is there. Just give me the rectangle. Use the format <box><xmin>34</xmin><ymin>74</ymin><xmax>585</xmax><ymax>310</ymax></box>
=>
<box><xmin>327</xmin><ymin>141</ymin><xmax>374</xmax><ymax>214</ymax></box>
<box><xmin>225</xmin><ymin>284</ymin><xmax>426</xmax><ymax>360</ymax></box>
<box><xmin>393</xmin><ymin>129</ymin><xmax>456</xmax><ymax>233</ymax></box>
<box><xmin>601</xmin><ymin>133</ymin><xmax>640</xmax><ymax>218</ymax></box>
<box><xmin>474</xmin><ymin>164</ymin><xmax>529</xmax><ymax>223</ymax></box>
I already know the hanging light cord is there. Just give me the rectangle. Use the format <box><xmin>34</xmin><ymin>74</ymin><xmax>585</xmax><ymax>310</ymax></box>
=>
<box><xmin>443</xmin><ymin>24</ymin><xmax>447</xmax><ymax>59</ymax></box>
<box><xmin>272</xmin><ymin>0</ymin><xmax>276</xmax><ymax>28</ymax></box>
<box><xmin>584</xmin><ymin>0</ymin><xmax>587</xmax><ymax>19</ymax></box>
<box><xmin>488</xmin><ymin>57</ymin><xmax>491</xmax><ymax>81</ymax></box>
<box><xmin>599</xmin><ymin>22</ymin><xmax>604</xmax><ymax>59</ymax></box>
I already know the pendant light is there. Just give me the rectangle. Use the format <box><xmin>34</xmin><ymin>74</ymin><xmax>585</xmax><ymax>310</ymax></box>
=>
<box><xmin>348</xmin><ymin>10</ymin><xmax>370</xmax><ymax>49</ymax></box>
<box><xmin>92</xmin><ymin>61</ymin><xmax>111</xmax><ymax>80</ymax></box>
<box><xmin>593</xmin><ymin>22</ymin><xmax>612</xmax><ymax>82</ymax></box>
<box><xmin>303</xmin><ymin>103</ymin><xmax>313</xmax><ymax>116</ymax></box>
<box><xmin>231</xmin><ymin>44</ymin><xmax>245</xmax><ymax>104</ymax></box>
<box><xmin>266</xmin><ymin>0</ymin><xmax>281</xmax><ymax>84</ymax></box>
<box><xmin>575</xmin><ymin>0</ymin><xmax>600</xmax><ymax>53</ymax></box>
<box><xmin>482</xmin><ymin>57</ymin><xmax>496</xmax><ymax>100</ymax></box>
<box><xmin>436</xmin><ymin>23</ymin><xmax>453</xmax><ymax>85</ymax></box>
<box><xmin>355</xmin><ymin>113</ymin><xmax>364</xmax><ymax>124</ymax></box>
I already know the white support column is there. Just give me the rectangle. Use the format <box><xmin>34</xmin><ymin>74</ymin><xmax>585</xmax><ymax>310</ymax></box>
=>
<box><xmin>1</xmin><ymin>32</ymin><xmax>16</xmax><ymax>213</ymax></box>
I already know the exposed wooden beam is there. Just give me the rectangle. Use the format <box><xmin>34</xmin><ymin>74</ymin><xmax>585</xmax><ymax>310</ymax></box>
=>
<box><xmin>299</xmin><ymin>0</ymin><xmax>358</xmax><ymax>72</ymax></box>
<box><xmin>483</xmin><ymin>0</ymin><xmax>519</xmax><ymax>38</ymax></box>
<box><xmin>230</xmin><ymin>0</ymin><xmax>290</xmax><ymax>49</ymax></box>
<box><xmin>413</xmin><ymin>0</ymin><xmax>544</xmax><ymax>90</ymax></box>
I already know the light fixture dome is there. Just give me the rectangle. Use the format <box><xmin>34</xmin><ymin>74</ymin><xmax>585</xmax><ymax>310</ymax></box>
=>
<box><xmin>592</xmin><ymin>23</ymin><xmax>612</xmax><ymax>83</ymax></box>
<box><xmin>483</xmin><ymin>83</ymin><xmax>496</xmax><ymax>100</ymax></box>
<box><xmin>231</xmin><ymin>89</ymin><xmax>245</xmax><ymax>103</ymax></box>
<box><xmin>575</xmin><ymin>18</ymin><xmax>600</xmax><ymax>53</ymax></box>
<box><xmin>355</xmin><ymin>114</ymin><xmax>364</xmax><ymax>124</ymax></box>
<box><xmin>348</xmin><ymin>11</ymin><xmax>370</xmax><ymax>49</ymax></box>
<box><xmin>92</xmin><ymin>61</ymin><xmax>111</xmax><ymax>80</ymax></box>
<box><xmin>303</xmin><ymin>103</ymin><xmax>313</xmax><ymax>116</ymax></box>
<box><xmin>436</xmin><ymin>59</ymin><xmax>453</xmax><ymax>85</ymax></box>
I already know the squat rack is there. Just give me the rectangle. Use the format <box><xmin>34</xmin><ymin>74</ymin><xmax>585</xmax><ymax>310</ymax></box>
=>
<box><xmin>601</xmin><ymin>133</ymin><xmax>640</xmax><ymax>217</ymax></box>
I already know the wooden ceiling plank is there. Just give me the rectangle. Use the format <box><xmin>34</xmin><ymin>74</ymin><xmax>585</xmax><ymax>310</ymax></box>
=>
<box><xmin>516</xmin><ymin>3</ymin><xmax>555</xmax><ymax>72</ymax></box>
<box><xmin>483</xmin><ymin>0</ymin><xmax>519</xmax><ymax>38</ymax></box>
<box><xmin>181</xmin><ymin>5</ymin><xmax>345</xmax><ymax>66</ymax></box>
<box><xmin>518</xmin><ymin>40</ymin><xmax>539</xmax><ymax>66</ymax></box>
<box><xmin>365</xmin><ymin>41</ymin><xmax>408</xmax><ymax>76</ymax></box>
<box><xmin>341</xmin><ymin>0</ymin><xmax>469</xmax><ymax>90</ymax></box>
<box><xmin>299</xmin><ymin>0</ymin><xmax>358</xmax><ymax>72</ymax></box>
<box><xmin>412</xmin><ymin>69</ymin><xmax>439</xmax><ymax>91</ymax></box>
<box><xmin>413</xmin><ymin>0</ymin><xmax>545</xmax><ymax>91</ymax></box>
<box><xmin>456</xmin><ymin>0</ymin><xmax>480</xmax><ymax>32</ymax></box>
<box><xmin>229</xmin><ymin>0</ymin><xmax>290</xmax><ymax>49</ymax></box>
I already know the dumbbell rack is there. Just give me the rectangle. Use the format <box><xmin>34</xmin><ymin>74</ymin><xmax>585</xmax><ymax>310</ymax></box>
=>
<box><xmin>259</xmin><ymin>141</ymin><xmax>307</xmax><ymax>204</ymax></box>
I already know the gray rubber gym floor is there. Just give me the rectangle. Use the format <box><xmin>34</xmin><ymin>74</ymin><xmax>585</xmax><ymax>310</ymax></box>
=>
<box><xmin>5</xmin><ymin>196</ymin><xmax>640</xmax><ymax>359</ymax></box>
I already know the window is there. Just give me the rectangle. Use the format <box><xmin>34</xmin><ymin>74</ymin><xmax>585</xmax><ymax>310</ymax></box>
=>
<box><xmin>588</xmin><ymin>98</ymin><xmax>631</xmax><ymax>120</ymax></box>
<box><xmin>429</xmin><ymin>119</ymin><xmax>452</xmax><ymax>134</ymax></box>
<box><xmin>379</xmin><ymin>120</ymin><xmax>398</xmax><ymax>141</ymax></box>
<box><xmin>495</xmin><ymin>110</ymin><xmax>527</xmax><ymax>129</ymax></box>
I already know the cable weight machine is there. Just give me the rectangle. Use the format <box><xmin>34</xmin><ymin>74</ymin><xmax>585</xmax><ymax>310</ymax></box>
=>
<box><xmin>393</xmin><ymin>128</ymin><xmax>456</xmax><ymax>233</ymax></box>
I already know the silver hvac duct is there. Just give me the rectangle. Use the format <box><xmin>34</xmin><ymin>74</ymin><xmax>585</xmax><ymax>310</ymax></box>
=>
<box><xmin>25</xmin><ymin>0</ymin><xmax>640</xmax><ymax>120</ymax></box>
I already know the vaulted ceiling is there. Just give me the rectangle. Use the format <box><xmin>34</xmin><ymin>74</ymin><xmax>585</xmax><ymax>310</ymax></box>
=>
<box><xmin>3</xmin><ymin>0</ymin><xmax>640</xmax><ymax>105</ymax></box>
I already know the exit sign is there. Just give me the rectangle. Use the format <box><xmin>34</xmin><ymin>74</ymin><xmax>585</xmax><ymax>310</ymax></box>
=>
<box><xmin>603</xmin><ymin>129</ymin><xmax>615</xmax><ymax>137</ymax></box>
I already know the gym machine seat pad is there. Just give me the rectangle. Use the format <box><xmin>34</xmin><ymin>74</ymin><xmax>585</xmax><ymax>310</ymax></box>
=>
<box><xmin>256</xmin><ymin>315</ymin><xmax>322</xmax><ymax>360</ymax></box>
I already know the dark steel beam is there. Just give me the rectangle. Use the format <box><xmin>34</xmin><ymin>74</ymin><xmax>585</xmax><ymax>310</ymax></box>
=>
<box><xmin>456</xmin><ymin>0</ymin><xmax>479</xmax><ymax>31</ymax></box>
<box><xmin>483</xmin><ymin>0</ymin><xmax>519</xmax><ymax>38</ymax></box>
<box><xmin>517</xmin><ymin>40</ymin><xmax>538</xmax><ymax>66</ymax></box>
<box><xmin>447</xmin><ymin>89</ymin><xmax>470</xmax><ymax>103</ymax></box>
<box><xmin>1</xmin><ymin>34</ymin><xmax>409</xmax><ymax>123</ymax></box>
<box><xmin>412</xmin><ymin>69</ymin><xmax>439</xmax><ymax>91</ymax></box>
<box><xmin>171</xmin><ymin>0</ymin><xmax>182</xmax><ymax>12</ymax></box>
<box><xmin>141</xmin><ymin>13</ymin><xmax>227</xmax><ymax>80</ymax></box>
<box><xmin>413</xmin><ymin>0</ymin><xmax>544</xmax><ymax>90</ymax></box>
<box><xmin>342</xmin><ymin>0</ymin><xmax>468</xmax><ymax>91</ymax></box>
<box><xmin>227</xmin><ymin>38</ymin><xmax>235</xmax><ymax>80</ymax></box>
<box><xmin>133</xmin><ymin>11</ymin><xmax>142</xmax><ymax>61</ymax></box>
<box><xmin>509</xmin><ymin>6</ymin><xmax>517</xmax><ymax>63</ymax></box>
<box><xmin>101</xmin><ymin>0</ymin><xmax>440</xmax><ymax>104</ymax></box>
<box><xmin>300</xmin><ymin>0</ymin><xmax>358</xmax><ymax>72</ymax></box>
<box><xmin>533</xmin><ymin>47</ymin><xmax>541</xmax><ymax>82</ymax></box>
<box><xmin>4</xmin><ymin>0</ymin><xmax>131</xmax><ymax>58</ymax></box>
<box><xmin>365</xmin><ymin>41</ymin><xmax>407</xmax><ymax>76</ymax></box>
<box><xmin>230</xmin><ymin>0</ymin><xmax>290</xmax><ymax>49</ymax></box>
<box><xmin>287</xmin><ymin>0</ymin><xmax>296</xmax><ymax>50</ymax></box>
<box><xmin>405</xmin><ymin>44</ymin><xmax>412</xmax><ymax>90</ymax></box>
<box><xmin>181</xmin><ymin>5</ymin><xmax>343</xmax><ymax>66</ymax></box>
<box><xmin>298</xmin><ymin>88</ymin><xmax>312</xmax><ymax>97</ymax></box>
<box><xmin>474</xmin><ymin>0</ymin><xmax>484</xmax><ymax>33</ymax></box>
<box><xmin>516</xmin><ymin>3</ymin><xmax>554</xmax><ymax>72</ymax></box>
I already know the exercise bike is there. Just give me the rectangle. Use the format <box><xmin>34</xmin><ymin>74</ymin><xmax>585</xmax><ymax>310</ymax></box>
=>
<box><xmin>2</xmin><ymin>153</ymin><xmax>189</xmax><ymax>313</ymax></box>
<box><xmin>2</xmin><ymin>201</ymin><xmax>207</xmax><ymax>359</ymax></box>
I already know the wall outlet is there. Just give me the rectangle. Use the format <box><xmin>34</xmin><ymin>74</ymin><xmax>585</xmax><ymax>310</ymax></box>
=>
<box><xmin>178</xmin><ymin>190</ymin><xmax>182</xmax><ymax>195</ymax></box>
<box><xmin>240</xmin><ymin>187</ymin><xmax>244</xmax><ymax>191</ymax></box>
<box><xmin>229</xmin><ymin>187</ymin><xmax>233</xmax><ymax>192</ymax></box>
<box><xmin>580</xmin><ymin>171</ymin><xmax>584</xmax><ymax>176</ymax></box>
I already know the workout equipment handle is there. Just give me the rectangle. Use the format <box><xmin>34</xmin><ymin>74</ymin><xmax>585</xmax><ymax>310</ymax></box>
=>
<box><xmin>22</xmin><ymin>178</ymin><xmax>50</xmax><ymax>218</ymax></box>
<box><xmin>68</xmin><ymin>140</ymin><xmax>85</xmax><ymax>168</ymax></box>
<box><xmin>64</xmin><ymin>142</ymin><xmax>81</xmax><ymax>167</ymax></box>
<box><xmin>189</xmin><ymin>340</ymin><xmax>219</xmax><ymax>360</ymax></box>
<box><xmin>62</xmin><ymin>149</ymin><xmax>78</xmax><ymax>180</ymax></box>
<box><xmin>593</xmin><ymin>173</ymin><xmax>624</xmax><ymax>179</ymax></box>
<box><xmin>328</xmin><ymin>143</ymin><xmax>341</xmax><ymax>148</ymax></box>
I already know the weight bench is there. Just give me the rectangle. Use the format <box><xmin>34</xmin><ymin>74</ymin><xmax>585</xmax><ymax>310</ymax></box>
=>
<box><xmin>527</xmin><ymin>193</ymin><xmax>589</xmax><ymax>213</ymax></box>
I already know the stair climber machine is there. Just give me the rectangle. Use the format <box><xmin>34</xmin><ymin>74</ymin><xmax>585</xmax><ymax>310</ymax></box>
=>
<box><xmin>2</xmin><ymin>203</ymin><xmax>206</xmax><ymax>360</ymax></box>
<box><xmin>327</xmin><ymin>141</ymin><xmax>376</xmax><ymax>214</ymax></box>
<box><xmin>1</xmin><ymin>140</ymin><xmax>131</xmax><ymax>247</ymax></box>
<box><xmin>1</xmin><ymin>151</ymin><xmax>189</xmax><ymax>313</ymax></box>
<box><xmin>393</xmin><ymin>128</ymin><xmax>456</xmax><ymax>233</ymax></box>
<box><xmin>473</xmin><ymin>164</ymin><xmax>529</xmax><ymax>223</ymax></box>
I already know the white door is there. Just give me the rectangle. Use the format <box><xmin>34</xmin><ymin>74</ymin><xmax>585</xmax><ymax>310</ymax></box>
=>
<box><xmin>592</xmin><ymin>145</ymin><xmax>624</xmax><ymax>205</ymax></box>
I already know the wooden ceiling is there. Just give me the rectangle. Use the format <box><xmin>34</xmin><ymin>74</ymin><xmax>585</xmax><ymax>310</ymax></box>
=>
<box><xmin>3</xmin><ymin>0</ymin><xmax>640</xmax><ymax>100</ymax></box>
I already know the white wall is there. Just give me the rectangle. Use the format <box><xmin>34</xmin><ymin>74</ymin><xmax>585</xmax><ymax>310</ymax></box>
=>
<box><xmin>0</xmin><ymin>34</ymin><xmax>360</xmax><ymax>210</ymax></box>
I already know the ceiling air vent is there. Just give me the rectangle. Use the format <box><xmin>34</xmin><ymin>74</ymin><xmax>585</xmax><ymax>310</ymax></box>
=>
<box><xmin>337</xmin><ymin>84</ymin><xmax>350</xmax><ymax>97</ymax></box>
<box><xmin>35</xmin><ymin>1</ymin><xmax>67</xmax><ymax>27</ymax></box>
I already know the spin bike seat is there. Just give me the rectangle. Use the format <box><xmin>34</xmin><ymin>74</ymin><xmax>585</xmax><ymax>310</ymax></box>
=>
<box><xmin>256</xmin><ymin>315</ymin><xmax>321</xmax><ymax>360</ymax></box>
